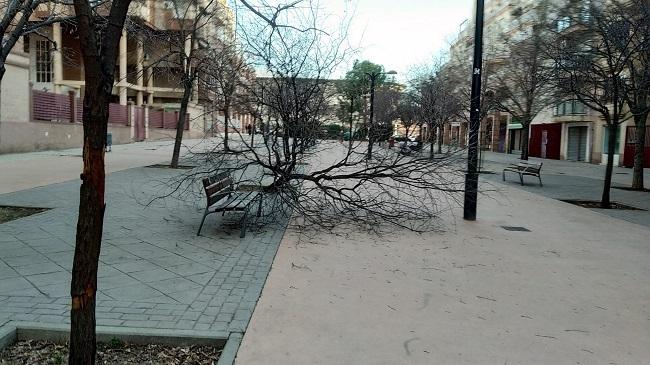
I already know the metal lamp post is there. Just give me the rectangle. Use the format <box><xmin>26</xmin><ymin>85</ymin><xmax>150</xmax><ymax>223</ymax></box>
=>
<box><xmin>366</xmin><ymin>70</ymin><xmax>397</xmax><ymax>159</ymax></box>
<box><xmin>463</xmin><ymin>0</ymin><xmax>485</xmax><ymax>221</ymax></box>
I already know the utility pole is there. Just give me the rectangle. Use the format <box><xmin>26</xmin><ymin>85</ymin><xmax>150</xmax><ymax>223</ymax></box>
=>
<box><xmin>463</xmin><ymin>0</ymin><xmax>485</xmax><ymax>221</ymax></box>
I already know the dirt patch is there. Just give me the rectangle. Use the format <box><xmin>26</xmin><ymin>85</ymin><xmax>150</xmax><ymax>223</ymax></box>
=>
<box><xmin>0</xmin><ymin>206</ymin><xmax>50</xmax><ymax>224</ymax></box>
<box><xmin>0</xmin><ymin>339</ymin><xmax>221</xmax><ymax>365</ymax></box>
<box><xmin>560</xmin><ymin>199</ymin><xmax>646</xmax><ymax>211</ymax></box>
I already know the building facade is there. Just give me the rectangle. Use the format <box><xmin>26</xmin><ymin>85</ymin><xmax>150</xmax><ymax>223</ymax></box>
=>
<box><xmin>0</xmin><ymin>0</ymin><xmax>253</xmax><ymax>153</ymax></box>
<box><xmin>442</xmin><ymin>0</ymin><xmax>643</xmax><ymax>166</ymax></box>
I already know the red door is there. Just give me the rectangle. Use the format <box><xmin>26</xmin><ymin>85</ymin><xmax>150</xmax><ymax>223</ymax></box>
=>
<box><xmin>529</xmin><ymin>123</ymin><xmax>561</xmax><ymax>160</ymax></box>
<box><xmin>623</xmin><ymin>126</ymin><xmax>650</xmax><ymax>168</ymax></box>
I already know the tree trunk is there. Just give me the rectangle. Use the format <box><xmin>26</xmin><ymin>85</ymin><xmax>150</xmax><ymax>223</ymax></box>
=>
<box><xmin>348</xmin><ymin>118</ymin><xmax>353</xmax><ymax>152</ymax></box>
<box><xmin>224</xmin><ymin>105</ymin><xmax>230</xmax><ymax>151</ymax></box>
<box><xmin>170</xmin><ymin>81</ymin><xmax>192</xmax><ymax>168</ymax></box>
<box><xmin>520</xmin><ymin>124</ymin><xmax>530</xmax><ymax>160</ymax></box>
<box><xmin>601</xmin><ymin>123</ymin><xmax>617</xmax><ymax>208</ymax></box>
<box><xmin>437</xmin><ymin>125</ymin><xmax>443</xmax><ymax>154</ymax></box>
<box><xmin>250</xmin><ymin>116</ymin><xmax>255</xmax><ymax>146</ymax></box>
<box><xmin>69</xmin><ymin>1</ymin><xmax>131</xmax><ymax>363</ymax></box>
<box><xmin>0</xmin><ymin>64</ymin><xmax>5</xmax><ymax>122</ymax></box>
<box><xmin>632</xmin><ymin>113</ymin><xmax>647</xmax><ymax>190</ymax></box>
<box><xmin>69</xmin><ymin>81</ymin><xmax>109</xmax><ymax>365</ymax></box>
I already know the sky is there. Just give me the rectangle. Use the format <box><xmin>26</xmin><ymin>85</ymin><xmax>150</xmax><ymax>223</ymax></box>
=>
<box><xmin>233</xmin><ymin>0</ymin><xmax>474</xmax><ymax>80</ymax></box>
<box><xmin>337</xmin><ymin>0</ymin><xmax>474</xmax><ymax>80</ymax></box>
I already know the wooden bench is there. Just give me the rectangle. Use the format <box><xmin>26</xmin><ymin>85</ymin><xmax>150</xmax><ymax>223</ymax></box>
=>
<box><xmin>502</xmin><ymin>162</ymin><xmax>543</xmax><ymax>186</ymax></box>
<box><xmin>197</xmin><ymin>172</ymin><xmax>263</xmax><ymax>238</ymax></box>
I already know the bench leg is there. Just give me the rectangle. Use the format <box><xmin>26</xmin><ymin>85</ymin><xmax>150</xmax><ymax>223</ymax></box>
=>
<box><xmin>538</xmin><ymin>175</ymin><xmax>543</xmax><ymax>187</ymax></box>
<box><xmin>502</xmin><ymin>170</ymin><xmax>506</xmax><ymax>181</ymax></box>
<box><xmin>240</xmin><ymin>210</ymin><xmax>248</xmax><ymax>238</ymax></box>
<box><xmin>197</xmin><ymin>209</ymin><xmax>209</xmax><ymax>236</ymax></box>
<box><xmin>519</xmin><ymin>173</ymin><xmax>524</xmax><ymax>186</ymax></box>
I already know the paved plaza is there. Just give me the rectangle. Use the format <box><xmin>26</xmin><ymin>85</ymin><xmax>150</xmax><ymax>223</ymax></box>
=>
<box><xmin>0</xmin><ymin>154</ymin><xmax>286</xmax><ymax>335</ymax></box>
<box><xmin>236</xmin><ymin>176</ymin><xmax>650</xmax><ymax>365</ymax></box>
<box><xmin>479</xmin><ymin>151</ymin><xmax>650</xmax><ymax>228</ymax></box>
<box><xmin>1</xmin><ymin>142</ymin><xmax>649</xmax><ymax>364</ymax></box>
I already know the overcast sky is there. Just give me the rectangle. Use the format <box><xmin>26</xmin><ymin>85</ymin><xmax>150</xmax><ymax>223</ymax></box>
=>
<box><xmin>338</xmin><ymin>0</ymin><xmax>474</xmax><ymax>79</ymax></box>
<box><xmin>234</xmin><ymin>0</ymin><xmax>474</xmax><ymax>80</ymax></box>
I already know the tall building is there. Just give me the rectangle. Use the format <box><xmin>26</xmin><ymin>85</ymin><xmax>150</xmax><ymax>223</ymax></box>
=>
<box><xmin>443</xmin><ymin>0</ymin><xmax>639</xmax><ymax>166</ymax></box>
<box><xmin>0</xmin><ymin>0</ymin><xmax>253</xmax><ymax>153</ymax></box>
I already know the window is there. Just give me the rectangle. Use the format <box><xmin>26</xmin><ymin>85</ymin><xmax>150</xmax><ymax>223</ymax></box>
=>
<box><xmin>557</xmin><ymin>16</ymin><xmax>571</xmax><ymax>32</ymax></box>
<box><xmin>603</xmin><ymin>126</ymin><xmax>621</xmax><ymax>154</ymax></box>
<box><xmin>555</xmin><ymin>100</ymin><xmax>587</xmax><ymax>116</ymax></box>
<box><xmin>35</xmin><ymin>39</ymin><xmax>52</xmax><ymax>83</ymax></box>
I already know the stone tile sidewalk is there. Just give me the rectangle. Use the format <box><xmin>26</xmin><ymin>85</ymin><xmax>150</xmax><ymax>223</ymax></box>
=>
<box><xmin>478</xmin><ymin>151</ymin><xmax>650</xmax><ymax>228</ymax></box>
<box><xmin>0</xmin><ymin>166</ymin><xmax>286</xmax><ymax>335</ymax></box>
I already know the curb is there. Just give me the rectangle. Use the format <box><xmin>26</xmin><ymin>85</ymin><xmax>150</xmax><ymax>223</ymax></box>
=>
<box><xmin>216</xmin><ymin>332</ymin><xmax>243</xmax><ymax>365</ymax></box>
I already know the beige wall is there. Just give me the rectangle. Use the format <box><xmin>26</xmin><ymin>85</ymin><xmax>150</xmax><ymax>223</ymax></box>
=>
<box><xmin>0</xmin><ymin>121</ymin><xmax>131</xmax><ymax>154</ymax></box>
<box><xmin>1</xmin><ymin>52</ymin><xmax>31</xmax><ymax>124</ymax></box>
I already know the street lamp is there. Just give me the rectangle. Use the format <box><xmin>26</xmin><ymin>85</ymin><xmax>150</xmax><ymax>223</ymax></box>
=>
<box><xmin>366</xmin><ymin>70</ymin><xmax>397</xmax><ymax>159</ymax></box>
<box><xmin>464</xmin><ymin>0</ymin><xmax>485</xmax><ymax>221</ymax></box>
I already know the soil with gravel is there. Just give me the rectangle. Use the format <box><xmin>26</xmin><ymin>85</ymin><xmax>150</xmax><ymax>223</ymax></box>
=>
<box><xmin>0</xmin><ymin>340</ymin><xmax>221</xmax><ymax>365</ymax></box>
<box><xmin>0</xmin><ymin>206</ymin><xmax>50</xmax><ymax>224</ymax></box>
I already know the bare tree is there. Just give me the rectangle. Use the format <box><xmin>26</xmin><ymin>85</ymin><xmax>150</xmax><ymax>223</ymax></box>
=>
<box><xmin>490</xmin><ymin>0</ymin><xmax>555</xmax><ymax>160</ymax></box>
<box><xmin>396</xmin><ymin>91</ymin><xmax>418</xmax><ymax>138</ymax></box>
<box><xmin>550</xmin><ymin>0</ymin><xmax>645</xmax><ymax>207</ymax></box>
<box><xmin>163</xmin><ymin>0</ymin><xmax>465</xmax><ymax>235</ymax></box>
<box><xmin>409</xmin><ymin>62</ymin><xmax>462</xmax><ymax>158</ymax></box>
<box><xmin>618</xmin><ymin>0</ymin><xmax>650</xmax><ymax>190</ymax></box>
<box><xmin>141</xmin><ymin>0</ymin><xmax>227</xmax><ymax>167</ymax></box>
<box><xmin>202</xmin><ymin>41</ymin><xmax>251</xmax><ymax>152</ymax></box>
<box><xmin>69</xmin><ymin>0</ymin><xmax>131</xmax><ymax>363</ymax></box>
<box><xmin>371</xmin><ymin>84</ymin><xmax>400</xmax><ymax>143</ymax></box>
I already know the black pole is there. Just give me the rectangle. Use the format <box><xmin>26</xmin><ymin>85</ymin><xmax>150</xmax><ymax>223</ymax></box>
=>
<box><xmin>463</xmin><ymin>0</ymin><xmax>485</xmax><ymax>221</ymax></box>
<box><xmin>367</xmin><ymin>73</ymin><xmax>377</xmax><ymax>159</ymax></box>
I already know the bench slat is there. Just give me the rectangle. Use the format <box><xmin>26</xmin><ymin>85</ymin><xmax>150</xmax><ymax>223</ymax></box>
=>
<box><xmin>206</xmin><ymin>178</ymin><xmax>232</xmax><ymax>197</ymax></box>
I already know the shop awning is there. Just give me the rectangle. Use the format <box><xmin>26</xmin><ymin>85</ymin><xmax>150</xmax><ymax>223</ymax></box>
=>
<box><xmin>508</xmin><ymin>123</ymin><xmax>523</xmax><ymax>130</ymax></box>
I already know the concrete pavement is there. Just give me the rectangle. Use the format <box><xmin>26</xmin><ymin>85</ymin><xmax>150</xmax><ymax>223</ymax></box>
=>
<box><xmin>479</xmin><ymin>151</ymin><xmax>650</xmax><ymax>228</ymax></box>
<box><xmin>235</xmin><ymin>182</ymin><xmax>650</xmax><ymax>364</ymax></box>
<box><xmin>0</xmin><ymin>138</ymin><xmax>212</xmax><ymax>194</ymax></box>
<box><xmin>0</xmin><ymin>141</ymin><xmax>288</xmax><ymax>337</ymax></box>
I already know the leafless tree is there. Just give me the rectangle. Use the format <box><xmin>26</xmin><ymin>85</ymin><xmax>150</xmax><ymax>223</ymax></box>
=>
<box><xmin>549</xmin><ymin>0</ymin><xmax>645</xmax><ymax>207</ymax></box>
<box><xmin>201</xmin><ymin>41</ymin><xmax>251</xmax><ymax>152</ymax></box>
<box><xmin>409</xmin><ymin>62</ymin><xmax>462</xmax><ymax>158</ymax></box>
<box><xmin>163</xmin><ymin>0</ymin><xmax>466</xmax><ymax>234</ymax></box>
<box><xmin>137</xmin><ymin>0</ymin><xmax>228</xmax><ymax>167</ymax></box>
<box><xmin>396</xmin><ymin>91</ymin><xmax>418</xmax><ymax>138</ymax></box>
<box><xmin>68</xmin><ymin>0</ymin><xmax>131</xmax><ymax>363</ymax></box>
<box><xmin>617</xmin><ymin>0</ymin><xmax>650</xmax><ymax>190</ymax></box>
<box><xmin>371</xmin><ymin>84</ymin><xmax>400</xmax><ymax>142</ymax></box>
<box><xmin>490</xmin><ymin>0</ymin><xmax>555</xmax><ymax>160</ymax></box>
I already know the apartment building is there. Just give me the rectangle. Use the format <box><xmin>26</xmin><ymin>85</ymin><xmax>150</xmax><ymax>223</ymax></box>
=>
<box><xmin>0</xmin><ymin>0</ymin><xmax>252</xmax><ymax>153</ymax></box>
<box><xmin>443</xmin><ymin>0</ymin><xmax>639</xmax><ymax>166</ymax></box>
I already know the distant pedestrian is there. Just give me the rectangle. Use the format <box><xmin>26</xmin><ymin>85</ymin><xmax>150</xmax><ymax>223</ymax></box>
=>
<box><xmin>246</xmin><ymin>123</ymin><xmax>252</xmax><ymax>135</ymax></box>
